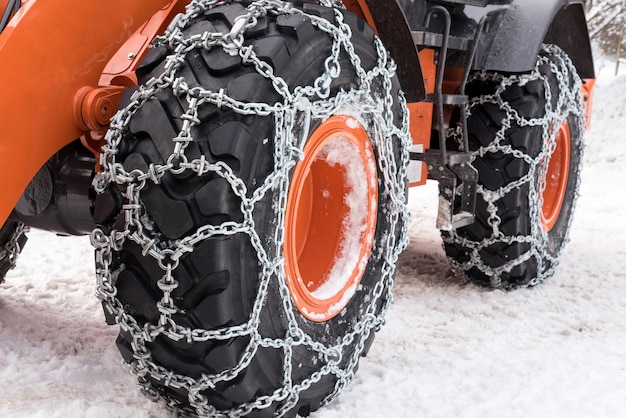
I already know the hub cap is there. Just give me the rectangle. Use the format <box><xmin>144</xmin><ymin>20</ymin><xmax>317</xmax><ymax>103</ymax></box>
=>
<box><xmin>540</xmin><ymin>122</ymin><xmax>571</xmax><ymax>232</ymax></box>
<box><xmin>284</xmin><ymin>115</ymin><xmax>378</xmax><ymax>322</ymax></box>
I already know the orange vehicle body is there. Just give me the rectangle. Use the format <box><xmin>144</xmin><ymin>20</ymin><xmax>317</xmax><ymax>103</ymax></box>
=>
<box><xmin>0</xmin><ymin>0</ymin><xmax>434</xmax><ymax>228</ymax></box>
<box><xmin>0</xmin><ymin>0</ymin><xmax>183</xmax><ymax>227</ymax></box>
<box><xmin>0</xmin><ymin>0</ymin><xmax>593</xmax><ymax>228</ymax></box>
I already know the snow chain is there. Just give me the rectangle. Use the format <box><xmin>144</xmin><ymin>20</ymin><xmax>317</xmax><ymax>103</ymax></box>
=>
<box><xmin>91</xmin><ymin>1</ymin><xmax>410</xmax><ymax>416</ymax></box>
<box><xmin>444</xmin><ymin>44</ymin><xmax>585</xmax><ymax>288</ymax></box>
<box><xmin>0</xmin><ymin>222</ymin><xmax>28</xmax><ymax>276</ymax></box>
<box><xmin>318</xmin><ymin>0</ymin><xmax>345</xmax><ymax>8</ymax></box>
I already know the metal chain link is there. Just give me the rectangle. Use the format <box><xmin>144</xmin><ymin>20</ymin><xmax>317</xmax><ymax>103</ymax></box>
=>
<box><xmin>0</xmin><ymin>222</ymin><xmax>28</xmax><ymax>277</ymax></box>
<box><xmin>443</xmin><ymin>44</ymin><xmax>586</xmax><ymax>288</ymax></box>
<box><xmin>91</xmin><ymin>1</ymin><xmax>410</xmax><ymax>416</ymax></box>
<box><xmin>317</xmin><ymin>0</ymin><xmax>345</xmax><ymax>9</ymax></box>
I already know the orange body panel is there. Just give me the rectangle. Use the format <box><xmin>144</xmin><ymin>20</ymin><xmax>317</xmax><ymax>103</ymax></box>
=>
<box><xmin>76</xmin><ymin>0</ymin><xmax>187</xmax><ymax>151</ymax></box>
<box><xmin>0</xmin><ymin>0</ymin><xmax>172</xmax><ymax>227</ymax></box>
<box><xmin>99</xmin><ymin>0</ymin><xmax>188</xmax><ymax>88</ymax></box>
<box><xmin>408</xmin><ymin>49</ymin><xmax>437</xmax><ymax>187</ymax></box>
<box><xmin>541</xmin><ymin>122</ymin><xmax>571</xmax><ymax>231</ymax></box>
<box><xmin>582</xmin><ymin>78</ymin><xmax>595</xmax><ymax>130</ymax></box>
<box><xmin>284</xmin><ymin>115</ymin><xmax>378</xmax><ymax>322</ymax></box>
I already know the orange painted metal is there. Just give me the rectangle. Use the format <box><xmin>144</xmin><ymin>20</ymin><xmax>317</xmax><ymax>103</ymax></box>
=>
<box><xmin>542</xmin><ymin>78</ymin><xmax>593</xmax><ymax>231</ymax></box>
<box><xmin>408</xmin><ymin>49</ymin><xmax>437</xmax><ymax>187</ymax></box>
<box><xmin>73</xmin><ymin>86</ymin><xmax>126</xmax><ymax>132</ymax></box>
<box><xmin>99</xmin><ymin>0</ymin><xmax>187</xmax><ymax>87</ymax></box>
<box><xmin>0</xmin><ymin>0</ymin><xmax>172</xmax><ymax>227</ymax></box>
<box><xmin>581</xmin><ymin>78</ymin><xmax>595</xmax><ymax>130</ymax></box>
<box><xmin>284</xmin><ymin>115</ymin><xmax>378</xmax><ymax>322</ymax></box>
<box><xmin>540</xmin><ymin>122</ymin><xmax>571</xmax><ymax>232</ymax></box>
<box><xmin>77</xmin><ymin>0</ymin><xmax>187</xmax><ymax>152</ymax></box>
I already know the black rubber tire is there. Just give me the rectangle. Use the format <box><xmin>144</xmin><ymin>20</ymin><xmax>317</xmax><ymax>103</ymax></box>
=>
<box><xmin>442</xmin><ymin>45</ymin><xmax>586</xmax><ymax>289</ymax></box>
<box><xmin>0</xmin><ymin>220</ymin><xmax>27</xmax><ymax>283</ymax></box>
<box><xmin>95</xmin><ymin>2</ymin><xmax>407</xmax><ymax>417</ymax></box>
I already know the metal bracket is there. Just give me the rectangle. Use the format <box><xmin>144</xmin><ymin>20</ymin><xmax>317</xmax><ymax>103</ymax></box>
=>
<box><xmin>408</xmin><ymin>6</ymin><xmax>488</xmax><ymax>229</ymax></box>
<box><xmin>412</xmin><ymin>150</ymin><xmax>478</xmax><ymax>230</ymax></box>
<box><xmin>412</xmin><ymin>31</ymin><xmax>469</xmax><ymax>51</ymax></box>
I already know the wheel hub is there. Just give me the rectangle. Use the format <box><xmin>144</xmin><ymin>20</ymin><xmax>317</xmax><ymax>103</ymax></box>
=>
<box><xmin>540</xmin><ymin>122</ymin><xmax>571</xmax><ymax>232</ymax></box>
<box><xmin>284</xmin><ymin>115</ymin><xmax>378</xmax><ymax>322</ymax></box>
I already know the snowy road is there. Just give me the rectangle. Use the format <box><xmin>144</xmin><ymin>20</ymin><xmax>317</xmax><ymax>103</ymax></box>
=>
<box><xmin>1</xmin><ymin>63</ymin><xmax>625</xmax><ymax>417</ymax></box>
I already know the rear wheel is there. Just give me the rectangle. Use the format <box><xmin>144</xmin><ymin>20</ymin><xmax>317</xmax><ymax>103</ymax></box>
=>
<box><xmin>442</xmin><ymin>45</ymin><xmax>586</xmax><ymax>289</ymax></box>
<box><xmin>92</xmin><ymin>2</ymin><xmax>409</xmax><ymax>416</ymax></box>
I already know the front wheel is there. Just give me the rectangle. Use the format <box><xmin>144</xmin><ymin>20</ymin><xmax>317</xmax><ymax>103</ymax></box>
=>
<box><xmin>442</xmin><ymin>45</ymin><xmax>586</xmax><ymax>289</ymax></box>
<box><xmin>92</xmin><ymin>2</ymin><xmax>410</xmax><ymax>416</ymax></box>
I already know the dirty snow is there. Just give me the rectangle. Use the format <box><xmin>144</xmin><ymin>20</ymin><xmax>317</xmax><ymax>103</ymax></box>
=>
<box><xmin>1</xmin><ymin>60</ymin><xmax>625</xmax><ymax>417</ymax></box>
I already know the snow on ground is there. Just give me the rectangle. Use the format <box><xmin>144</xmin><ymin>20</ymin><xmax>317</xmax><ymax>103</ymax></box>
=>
<box><xmin>1</xmin><ymin>62</ymin><xmax>626</xmax><ymax>417</ymax></box>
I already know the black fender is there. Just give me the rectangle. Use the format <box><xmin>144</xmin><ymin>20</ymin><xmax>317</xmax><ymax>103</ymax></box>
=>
<box><xmin>468</xmin><ymin>0</ymin><xmax>594</xmax><ymax>78</ymax></box>
<box><xmin>360</xmin><ymin>0</ymin><xmax>426</xmax><ymax>101</ymax></box>
<box><xmin>342</xmin><ymin>0</ymin><xmax>594</xmax><ymax>99</ymax></box>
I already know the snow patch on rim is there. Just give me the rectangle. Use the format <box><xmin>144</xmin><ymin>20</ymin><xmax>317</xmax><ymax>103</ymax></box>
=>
<box><xmin>311</xmin><ymin>135</ymin><xmax>376</xmax><ymax>303</ymax></box>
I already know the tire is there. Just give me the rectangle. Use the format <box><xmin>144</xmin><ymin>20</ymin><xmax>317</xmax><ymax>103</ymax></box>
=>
<box><xmin>442</xmin><ymin>45</ymin><xmax>586</xmax><ymax>289</ymax></box>
<box><xmin>92</xmin><ymin>2</ymin><xmax>409</xmax><ymax>417</ymax></box>
<box><xmin>0</xmin><ymin>220</ymin><xmax>27</xmax><ymax>283</ymax></box>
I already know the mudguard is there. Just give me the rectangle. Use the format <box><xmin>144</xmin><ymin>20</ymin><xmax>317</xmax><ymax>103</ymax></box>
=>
<box><xmin>345</xmin><ymin>0</ymin><xmax>594</xmax><ymax>100</ymax></box>
<box><xmin>0</xmin><ymin>0</ymin><xmax>173</xmax><ymax>227</ymax></box>
<box><xmin>344</xmin><ymin>0</ymin><xmax>426</xmax><ymax>102</ymax></box>
<box><xmin>467</xmin><ymin>0</ymin><xmax>594</xmax><ymax>77</ymax></box>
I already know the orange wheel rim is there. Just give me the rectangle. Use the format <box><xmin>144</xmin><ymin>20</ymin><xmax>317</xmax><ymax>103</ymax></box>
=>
<box><xmin>540</xmin><ymin>122</ymin><xmax>570</xmax><ymax>232</ymax></box>
<box><xmin>284</xmin><ymin>115</ymin><xmax>378</xmax><ymax>322</ymax></box>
